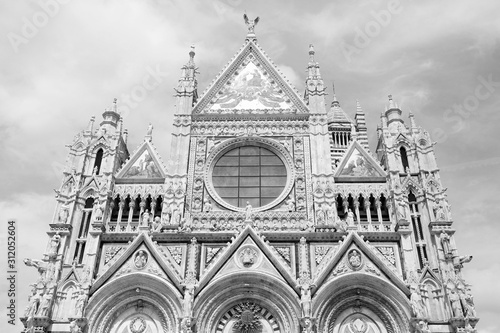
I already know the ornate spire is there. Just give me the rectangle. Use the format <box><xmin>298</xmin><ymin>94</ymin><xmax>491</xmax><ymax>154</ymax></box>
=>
<box><xmin>307</xmin><ymin>44</ymin><xmax>321</xmax><ymax>79</ymax></box>
<box><xmin>243</xmin><ymin>14</ymin><xmax>260</xmax><ymax>42</ymax></box>
<box><xmin>331</xmin><ymin>83</ymin><xmax>340</xmax><ymax>107</ymax></box>
<box><xmin>175</xmin><ymin>46</ymin><xmax>199</xmax><ymax>113</ymax></box>
<box><xmin>304</xmin><ymin>44</ymin><xmax>326</xmax><ymax>112</ymax></box>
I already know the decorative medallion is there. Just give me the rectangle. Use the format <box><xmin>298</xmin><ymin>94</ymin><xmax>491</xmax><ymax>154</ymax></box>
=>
<box><xmin>236</xmin><ymin>245</ymin><xmax>261</xmax><ymax>268</ymax></box>
<box><xmin>130</xmin><ymin>316</ymin><xmax>147</xmax><ymax>333</ymax></box>
<box><xmin>347</xmin><ymin>249</ymin><xmax>363</xmax><ymax>270</ymax></box>
<box><xmin>349</xmin><ymin>318</ymin><xmax>368</xmax><ymax>333</ymax></box>
<box><xmin>134</xmin><ymin>250</ymin><xmax>149</xmax><ymax>269</ymax></box>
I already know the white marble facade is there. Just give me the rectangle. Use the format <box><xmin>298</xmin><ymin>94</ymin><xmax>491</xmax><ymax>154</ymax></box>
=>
<box><xmin>21</xmin><ymin>17</ymin><xmax>478</xmax><ymax>333</ymax></box>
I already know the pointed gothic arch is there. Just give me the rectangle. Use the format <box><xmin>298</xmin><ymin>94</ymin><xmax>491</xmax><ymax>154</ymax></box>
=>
<box><xmin>314</xmin><ymin>274</ymin><xmax>411</xmax><ymax>333</ymax></box>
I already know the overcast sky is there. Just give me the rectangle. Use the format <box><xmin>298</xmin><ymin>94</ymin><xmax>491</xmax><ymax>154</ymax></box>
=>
<box><xmin>1</xmin><ymin>0</ymin><xmax>499</xmax><ymax>332</ymax></box>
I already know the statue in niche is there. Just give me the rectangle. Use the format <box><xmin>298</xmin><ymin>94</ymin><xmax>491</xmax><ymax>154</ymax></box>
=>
<box><xmin>93</xmin><ymin>200</ymin><xmax>104</xmax><ymax>221</ymax></box>
<box><xmin>183</xmin><ymin>288</ymin><xmax>194</xmax><ymax>317</ymax></box>
<box><xmin>58</xmin><ymin>202</ymin><xmax>69</xmax><ymax>223</ymax></box>
<box><xmin>37</xmin><ymin>289</ymin><xmax>53</xmax><ymax>317</ymax></box>
<box><xmin>141</xmin><ymin>209</ymin><xmax>151</xmax><ymax>226</ymax></box>
<box><xmin>410</xmin><ymin>287</ymin><xmax>427</xmax><ymax>318</ymax></box>
<box><xmin>300</xmin><ymin>286</ymin><xmax>312</xmax><ymax>317</ymax></box>
<box><xmin>153</xmin><ymin>216</ymin><xmax>161</xmax><ymax>231</ymax></box>
<box><xmin>171</xmin><ymin>203</ymin><xmax>181</xmax><ymax>225</ymax></box>
<box><xmin>74</xmin><ymin>287</ymin><xmax>88</xmax><ymax>317</ymax></box>
<box><xmin>315</xmin><ymin>204</ymin><xmax>325</xmax><ymax>224</ymax></box>
<box><xmin>24</xmin><ymin>285</ymin><xmax>40</xmax><ymax>317</ymax></box>
<box><xmin>439</xmin><ymin>231</ymin><xmax>452</xmax><ymax>257</ymax></box>
<box><xmin>325</xmin><ymin>203</ymin><xmax>336</xmax><ymax>225</ymax></box>
<box><xmin>245</xmin><ymin>201</ymin><xmax>253</xmax><ymax>221</ymax></box>
<box><xmin>434</xmin><ymin>202</ymin><xmax>446</xmax><ymax>221</ymax></box>
<box><xmin>448</xmin><ymin>288</ymin><xmax>464</xmax><ymax>318</ymax></box>
<box><xmin>47</xmin><ymin>233</ymin><xmax>61</xmax><ymax>259</ymax></box>
<box><xmin>460</xmin><ymin>288</ymin><xmax>477</xmax><ymax>318</ymax></box>
<box><xmin>346</xmin><ymin>209</ymin><xmax>355</xmax><ymax>226</ymax></box>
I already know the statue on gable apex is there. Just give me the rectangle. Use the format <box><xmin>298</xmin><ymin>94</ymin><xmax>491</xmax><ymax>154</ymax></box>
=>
<box><xmin>243</xmin><ymin>14</ymin><xmax>260</xmax><ymax>34</ymax></box>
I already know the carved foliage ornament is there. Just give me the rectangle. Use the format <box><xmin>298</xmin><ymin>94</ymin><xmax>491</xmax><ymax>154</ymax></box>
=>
<box><xmin>232</xmin><ymin>302</ymin><xmax>263</xmax><ymax>333</ymax></box>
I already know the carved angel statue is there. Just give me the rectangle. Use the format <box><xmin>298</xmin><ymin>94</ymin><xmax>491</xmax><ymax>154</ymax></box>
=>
<box><xmin>243</xmin><ymin>14</ymin><xmax>260</xmax><ymax>34</ymax></box>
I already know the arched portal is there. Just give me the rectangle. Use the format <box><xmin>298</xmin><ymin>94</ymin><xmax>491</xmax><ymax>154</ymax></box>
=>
<box><xmin>195</xmin><ymin>273</ymin><xmax>301</xmax><ymax>333</ymax></box>
<box><xmin>314</xmin><ymin>274</ymin><xmax>411</xmax><ymax>333</ymax></box>
<box><xmin>86</xmin><ymin>273</ymin><xmax>182</xmax><ymax>333</ymax></box>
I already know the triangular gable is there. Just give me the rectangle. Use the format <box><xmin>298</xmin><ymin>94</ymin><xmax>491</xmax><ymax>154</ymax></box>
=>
<box><xmin>90</xmin><ymin>233</ymin><xmax>182</xmax><ymax>294</ymax></box>
<box><xmin>419</xmin><ymin>266</ymin><xmax>442</xmax><ymax>286</ymax></box>
<box><xmin>58</xmin><ymin>267</ymin><xmax>81</xmax><ymax>287</ymax></box>
<box><xmin>400</xmin><ymin>174</ymin><xmax>423</xmax><ymax>195</ymax></box>
<box><xmin>116</xmin><ymin>140</ymin><xmax>167</xmax><ymax>179</ymax></box>
<box><xmin>212</xmin><ymin>237</ymin><xmax>288</xmax><ymax>283</ymax></box>
<box><xmin>313</xmin><ymin>232</ymin><xmax>409</xmax><ymax>297</ymax></box>
<box><xmin>196</xmin><ymin>226</ymin><xmax>298</xmax><ymax>296</ymax></box>
<box><xmin>395</xmin><ymin>133</ymin><xmax>411</xmax><ymax>146</ymax></box>
<box><xmin>193</xmin><ymin>40</ymin><xmax>308</xmax><ymax>114</ymax></box>
<box><xmin>335</xmin><ymin>141</ymin><xmax>386</xmax><ymax>178</ymax></box>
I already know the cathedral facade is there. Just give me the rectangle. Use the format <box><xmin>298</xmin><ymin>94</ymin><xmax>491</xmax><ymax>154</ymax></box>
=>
<box><xmin>21</xmin><ymin>17</ymin><xmax>478</xmax><ymax>333</ymax></box>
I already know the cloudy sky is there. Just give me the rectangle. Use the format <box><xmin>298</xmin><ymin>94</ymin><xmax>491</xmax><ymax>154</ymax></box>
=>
<box><xmin>1</xmin><ymin>0</ymin><xmax>499</xmax><ymax>331</ymax></box>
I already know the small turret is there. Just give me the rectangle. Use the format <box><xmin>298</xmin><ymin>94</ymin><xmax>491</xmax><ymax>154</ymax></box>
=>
<box><xmin>385</xmin><ymin>95</ymin><xmax>404</xmax><ymax>126</ymax></box>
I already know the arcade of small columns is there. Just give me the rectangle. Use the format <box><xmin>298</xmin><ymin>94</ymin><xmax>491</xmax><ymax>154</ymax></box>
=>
<box><xmin>101</xmin><ymin>185</ymin><xmax>393</xmax><ymax>232</ymax></box>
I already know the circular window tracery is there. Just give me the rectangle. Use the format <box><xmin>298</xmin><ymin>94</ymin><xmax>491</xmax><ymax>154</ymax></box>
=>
<box><xmin>212</xmin><ymin>146</ymin><xmax>286</xmax><ymax>209</ymax></box>
<box><xmin>205</xmin><ymin>138</ymin><xmax>294</xmax><ymax>212</ymax></box>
